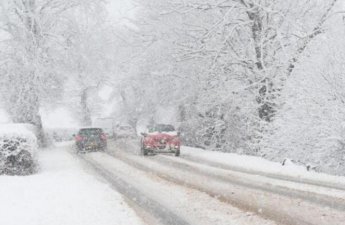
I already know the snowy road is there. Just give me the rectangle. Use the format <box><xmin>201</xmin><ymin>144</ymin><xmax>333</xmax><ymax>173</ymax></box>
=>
<box><xmin>81</xmin><ymin>151</ymin><xmax>276</xmax><ymax>225</ymax></box>
<box><xmin>98</xmin><ymin>139</ymin><xmax>345</xmax><ymax>225</ymax></box>
<box><xmin>2</xmin><ymin>142</ymin><xmax>344</xmax><ymax>225</ymax></box>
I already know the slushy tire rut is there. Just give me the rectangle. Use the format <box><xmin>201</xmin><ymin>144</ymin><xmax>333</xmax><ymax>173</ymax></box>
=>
<box><xmin>80</xmin><ymin>155</ymin><xmax>191</xmax><ymax>225</ymax></box>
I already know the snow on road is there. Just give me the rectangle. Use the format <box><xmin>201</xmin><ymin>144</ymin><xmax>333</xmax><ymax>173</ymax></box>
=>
<box><xmin>157</xmin><ymin>154</ymin><xmax>345</xmax><ymax>201</ymax></box>
<box><xmin>85</xmin><ymin>151</ymin><xmax>277</xmax><ymax>225</ymax></box>
<box><xmin>114</xmin><ymin>139</ymin><xmax>345</xmax><ymax>192</ymax></box>
<box><xmin>109</xmin><ymin>139</ymin><xmax>345</xmax><ymax>225</ymax></box>
<box><xmin>0</xmin><ymin>144</ymin><xmax>144</xmax><ymax>225</ymax></box>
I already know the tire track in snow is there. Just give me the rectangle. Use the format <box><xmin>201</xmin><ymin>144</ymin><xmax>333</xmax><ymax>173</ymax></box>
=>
<box><xmin>110</xmin><ymin>150</ymin><xmax>345</xmax><ymax>225</ymax></box>
<box><xmin>75</xmin><ymin>149</ymin><xmax>277</xmax><ymax>225</ymax></box>
<box><xmin>78</xmin><ymin>154</ymin><xmax>191</xmax><ymax>225</ymax></box>
<box><xmin>112</xmin><ymin>139</ymin><xmax>345</xmax><ymax>192</ymax></box>
<box><xmin>152</xmin><ymin>154</ymin><xmax>345</xmax><ymax>211</ymax></box>
<box><xmin>181</xmin><ymin>154</ymin><xmax>345</xmax><ymax>192</ymax></box>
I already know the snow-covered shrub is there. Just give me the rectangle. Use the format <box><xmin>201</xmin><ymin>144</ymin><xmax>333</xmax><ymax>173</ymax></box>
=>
<box><xmin>179</xmin><ymin>91</ymin><xmax>259</xmax><ymax>155</ymax></box>
<box><xmin>0</xmin><ymin>124</ymin><xmax>38</xmax><ymax>175</ymax></box>
<box><xmin>261</xmin><ymin>28</ymin><xmax>345</xmax><ymax>176</ymax></box>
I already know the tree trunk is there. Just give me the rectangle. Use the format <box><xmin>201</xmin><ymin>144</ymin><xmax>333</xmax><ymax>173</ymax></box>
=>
<box><xmin>80</xmin><ymin>88</ymin><xmax>92</xmax><ymax>126</ymax></box>
<box><xmin>242</xmin><ymin>3</ymin><xmax>275</xmax><ymax>121</ymax></box>
<box><xmin>9</xmin><ymin>74</ymin><xmax>46</xmax><ymax>147</ymax></box>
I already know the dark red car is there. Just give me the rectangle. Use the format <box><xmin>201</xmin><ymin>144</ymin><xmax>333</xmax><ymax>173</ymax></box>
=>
<box><xmin>141</xmin><ymin>124</ymin><xmax>180</xmax><ymax>156</ymax></box>
<box><xmin>75</xmin><ymin>128</ymin><xmax>107</xmax><ymax>152</ymax></box>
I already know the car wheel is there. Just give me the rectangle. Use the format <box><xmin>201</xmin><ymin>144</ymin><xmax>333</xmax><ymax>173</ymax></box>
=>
<box><xmin>100</xmin><ymin>145</ymin><xmax>107</xmax><ymax>152</ymax></box>
<box><xmin>76</xmin><ymin>145</ymin><xmax>83</xmax><ymax>154</ymax></box>
<box><xmin>141</xmin><ymin>144</ymin><xmax>148</xmax><ymax>156</ymax></box>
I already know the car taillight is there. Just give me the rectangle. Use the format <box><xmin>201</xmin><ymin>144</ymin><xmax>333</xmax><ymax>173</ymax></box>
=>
<box><xmin>100</xmin><ymin>133</ymin><xmax>107</xmax><ymax>140</ymax></box>
<box><xmin>75</xmin><ymin>135</ymin><xmax>83</xmax><ymax>142</ymax></box>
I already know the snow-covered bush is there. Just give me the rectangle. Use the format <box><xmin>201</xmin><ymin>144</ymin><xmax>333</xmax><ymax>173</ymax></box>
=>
<box><xmin>261</xmin><ymin>25</ymin><xmax>345</xmax><ymax>176</ymax></box>
<box><xmin>0</xmin><ymin>124</ymin><xmax>38</xmax><ymax>175</ymax></box>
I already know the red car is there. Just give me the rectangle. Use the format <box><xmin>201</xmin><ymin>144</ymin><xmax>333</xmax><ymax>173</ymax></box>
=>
<box><xmin>141</xmin><ymin>124</ymin><xmax>180</xmax><ymax>156</ymax></box>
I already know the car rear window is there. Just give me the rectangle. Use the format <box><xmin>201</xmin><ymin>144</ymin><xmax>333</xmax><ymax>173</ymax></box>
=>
<box><xmin>150</xmin><ymin>124</ymin><xmax>175</xmax><ymax>132</ymax></box>
<box><xmin>78</xmin><ymin>128</ymin><xmax>103</xmax><ymax>136</ymax></box>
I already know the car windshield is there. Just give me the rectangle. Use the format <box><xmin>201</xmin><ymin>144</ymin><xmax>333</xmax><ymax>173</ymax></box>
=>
<box><xmin>79</xmin><ymin>128</ymin><xmax>102</xmax><ymax>136</ymax></box>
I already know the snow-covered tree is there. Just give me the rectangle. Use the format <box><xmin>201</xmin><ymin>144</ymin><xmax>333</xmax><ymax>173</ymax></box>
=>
<box><xmin>0</xmin><ymin>0</ymin><xmax>70</xmax><ymax>146</ymax></box>
<box><xmin>122</xmin><ymin>0</ymin><xmax>341</xmax><ymax>154</ymax></box>
<box><xmin>262</xmin><ymin>17</ymin><xmax>345</xmax><ymax>175</ymax></box>
<box><xmin>0</xmin><ymin>0</ymin><xmax>104</xmax><ymax>145</ymax></box>
<box><xmin>61</xmin><ymin>2</ymin><xmax>116</xmax><ymax>126</ymax></box>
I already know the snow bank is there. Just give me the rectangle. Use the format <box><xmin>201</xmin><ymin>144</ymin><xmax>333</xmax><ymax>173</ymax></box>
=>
<box><xmin>0</xmin><ymin>145</ymin><xmax>144</xmax><ymax>225</ymax></box>
<box><xmin>0</xmin><ymin>123</ymin><xmax>37</xmax><ymax>140</ymax></box>
<box><xmin>0</xmin><ymin>109</ymin><xmax>10</xmax><ymax>123</ymax></box>
<box><xmin>111</xmin><ymin>138</ymin><xmax>345</xmax><ymax>188</ymax></box>
<box><xmin>182</xmin><ymin>146</ymin><xmax>345</xmax><ymax>187</ymax></box>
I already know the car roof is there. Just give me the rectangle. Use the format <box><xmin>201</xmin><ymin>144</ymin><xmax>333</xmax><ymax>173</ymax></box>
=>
<box><xmin>78</xmin><ymin>127</ymin><xmax>103</xmax><ymax>131</ymax></box>
<box><xmin>155</xmin><ymin>123</ymin><xmax>174</xmax><ymax>126</ymax></box>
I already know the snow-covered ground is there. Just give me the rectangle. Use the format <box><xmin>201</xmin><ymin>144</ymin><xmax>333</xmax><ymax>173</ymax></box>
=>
<box><xmin>108</xmin><ymin>139</ymin><xmax>345</xmax><ymax>225</ymax></box>
<box><xmin>84</xmin><ymin>151</ymin><xmax>277</xmax><ymax>225</ymax></box>
<box><xmin>0</xmin><ymin>143</ymin><xmax>143</xmax><ymax>225</ymax></box>
<box><xmin>114</xmin><ymin>138</ymin><xmax>345</xmax><ymax>188</ymax></box>
<box><xmin>182</xmin><ymin>146</ymin><xmax>345</xmax><ymax>188</ymax></box>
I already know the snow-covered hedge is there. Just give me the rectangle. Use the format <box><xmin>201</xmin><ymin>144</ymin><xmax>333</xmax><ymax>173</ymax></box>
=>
<box><xmin>0</xmin><ymin>124</ymin><xmax>38</xmax><ymax>175</ymax></box>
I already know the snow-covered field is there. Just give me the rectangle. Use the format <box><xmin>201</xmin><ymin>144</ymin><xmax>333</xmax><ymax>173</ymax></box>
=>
<box><xmin>0</xmin><ymin>144</ymin><xmax>143</xmax><ymax>225</ymax></box>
